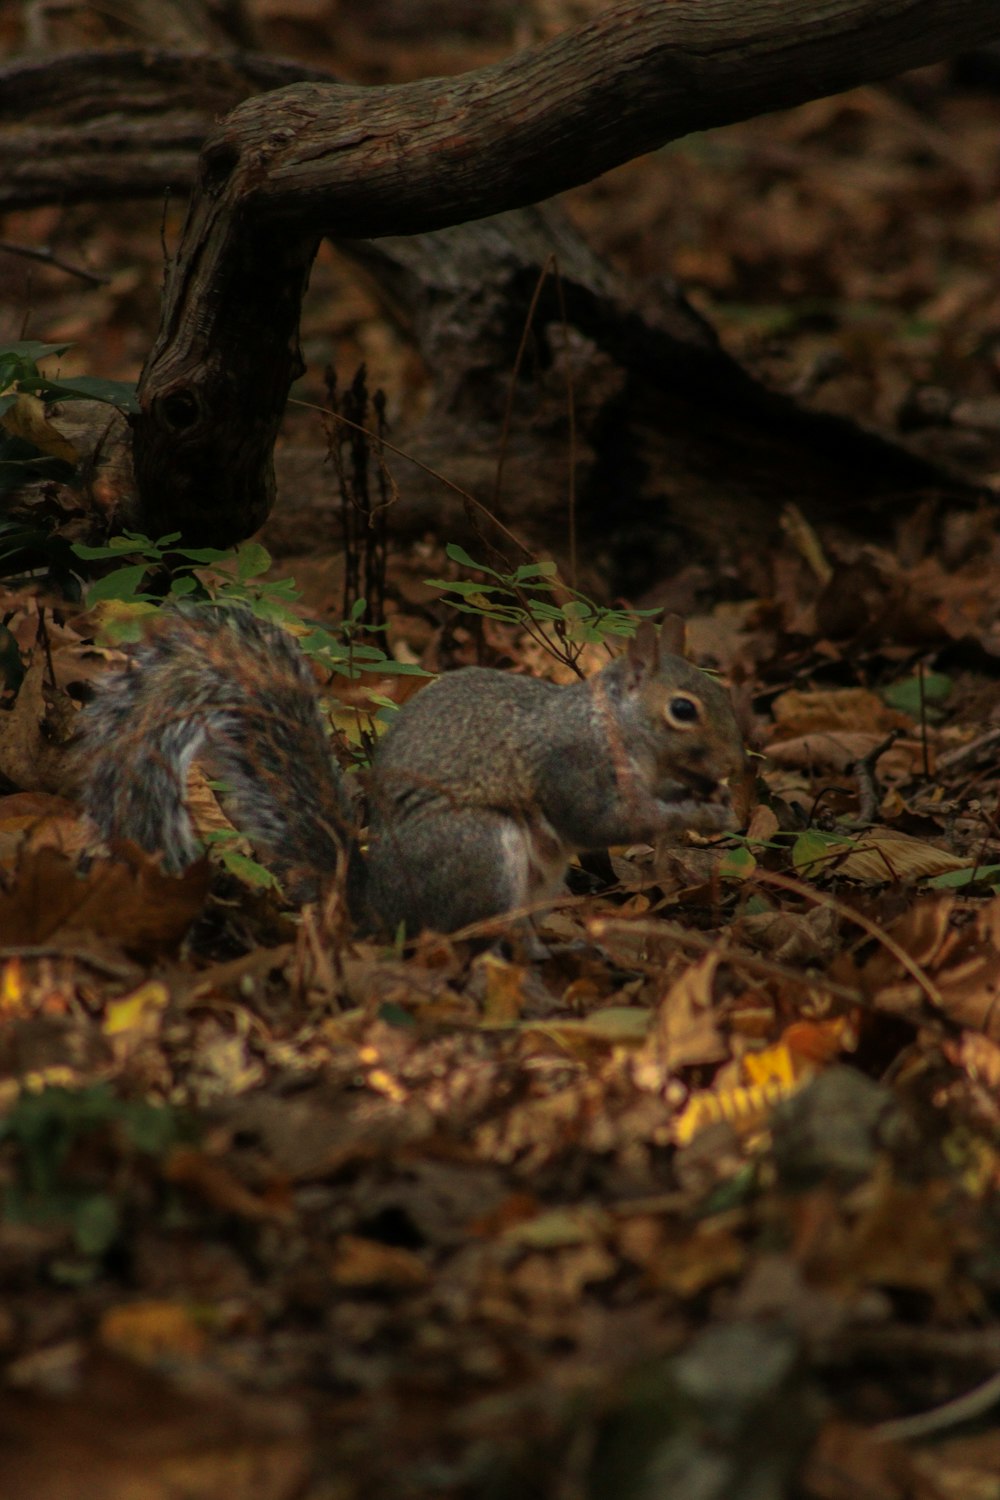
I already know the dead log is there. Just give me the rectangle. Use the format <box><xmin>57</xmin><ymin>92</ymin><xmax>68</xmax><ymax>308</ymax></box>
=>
<box><xmin>4</xmin><ymin>0</ymin><xmax>998</xmax><ymax>568</ymax></box>
<box><xmin>0</xmin><ymin>50</ymin><xmax>336</xmax><ymax>211</ymax></box>
<box><xmin>262</xmin><ymin>211</ymin><xmax>973</xmax><ymax>591</ymax></box>
<box><xmin>120</xmin><ymin>0</ymin><xmax>1000</xmax><ymax>544</ymax></box>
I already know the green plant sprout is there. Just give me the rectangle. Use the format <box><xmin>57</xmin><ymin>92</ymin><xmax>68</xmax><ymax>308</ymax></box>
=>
<box><xmin>426</xmin><ymin>543</ymin><xmax>660</xmax><ymax>671</ymax></box>
<box><xmin>0</xmin><ymin>1084</ymin><xmax>182</xmax><ymax>1262</ymax></box>
<box><xmin>70</xmin><ymin>532</ymin><xmax>426</xmax><ymax>682</ymax></box>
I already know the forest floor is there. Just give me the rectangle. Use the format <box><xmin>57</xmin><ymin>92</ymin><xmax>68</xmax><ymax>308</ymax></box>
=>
<box><xmin>1</xmin><ymin>4</ymin><xmax>1000</xmax><ymax>1499</ymax></box>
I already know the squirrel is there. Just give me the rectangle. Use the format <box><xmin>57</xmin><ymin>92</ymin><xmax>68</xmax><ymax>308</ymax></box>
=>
<box><xmin>76</xmin><ymin>604</ymin><xmax>745</xmax><ymax>937</ymax></box>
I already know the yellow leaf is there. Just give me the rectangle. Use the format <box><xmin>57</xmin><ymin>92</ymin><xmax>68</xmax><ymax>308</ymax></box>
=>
<box><xmin>0</xmin><ymin>957</ymin><xmax>25</xmax><ymax>1013</ymax></box>
<box><xmin>525</xmin><ymin>1006</ymin><xmax>651</xmax><ymax>1046</ymax></box>
<box><xmin>478</xmin><ymin>951</ymin><xmax>528</xmax><ymax>1026</ymax></box>
<box><xmin>673</xmin><ymin>1077</ymin><xmax>805</xmax><ymax>1146</ymax></box>
<box><xmin>89</xmin><ymin>598</ymin><xmax>159</xmax><ymax>642</ymax></box>
<box><xmin>0</xmin><ymin>391</ymin><xmax>79</xmax><ymax>464</ymax></box>
<box><xmin>742</xmin><ymin>1043</ymin><xmax>801</xmax><ymax>1089</ymax></box>
<box><xmin>103</xmin><ymin>980</ymin><xmax>169</xmax><ymax>1036</ymax></box>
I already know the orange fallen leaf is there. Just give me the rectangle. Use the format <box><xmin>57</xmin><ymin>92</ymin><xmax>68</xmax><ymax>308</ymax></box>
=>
<box><xmin>330</xmin><ymin>1234</ymin><xmax>428</xmax><ymax>1288</ymax></box>
<box><xmin>100</xmin><ymin>1300</ymin><xmax>207</xmax><ymax>1364</ymax></box>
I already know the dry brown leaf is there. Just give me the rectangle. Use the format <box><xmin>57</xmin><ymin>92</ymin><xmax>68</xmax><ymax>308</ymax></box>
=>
<box><xmin>849</xmin><ymin>895</ymin><xmax>1000</xmax><ymax>1036</ymax></box>
<box><xmin>909</xmin><ymin>1428</ymin><xmax>1000</xmax><ymax>1500</ymax></box>
<box><xmin>642</xmin><ymin>1222</ymin><xmax>747</xmax><ymax>1298</ymax></box>
<box><xmin>800</xmin><ymin>828</ymin><xmax>968</xmax><ymax>883</ymax></box>
<box><xmin>0</xmin><ymin>845</ymin><xmax>210</xmax><ymax>953</ymax></box>
<box><xmin>330</xmin><ymin>1234</ymin><xmax>429</xmax><ymax>1289</ymax></box>
<box><xmin>99</xmin><ymin>1300</ymin><xmax>207</xmax><ymax>1364</ymax></box>
<box><xmin>771</xmin><ymin>688</ymin><xmax>911</xmax><ymax>735</ymax></box>
<box><xmin>0</xmin><ymin>1352</ymin><xmax>309</xmax><ymax>1500</ymax></box>
<box><xmin>163</xmin><ymin>1148</ymin><xmax>293</xmax><ymax>1223</ymax></box>
<box><xmin>802</xmin><ymin>1419</ymin><xmax>923</xmax><ymax>1500</ymax></box>
<box><xmin>736</xmin><ymin>905</ymin><xmax>840</xmax><ymax>963</ymax></box>
<box><xmin>0</xmin><ymin>655</ymin><xmax>59</xmax><ymax>792</ymax></box>
<box><xmin>0</xmin><ymin>799</ymin><xmax>88</xmax><ymax>868</ymax></box>
<box><xmin>765</xmin><ymin>733</ymin><xmax>930</xmax><ymax>776</ymax></box>
<box><xmin>746</xmin><ymin>802</ymin><xmax>780</xmax><ymax>843</ymax></box>
<box><xmin>796</xmin><ymin>1176</ymin><xmax>977</xmax><ymax>1308</ymax></box>
<box><xmin>647</xmin><ymin>953</ymin><xmax>727</xmax><ymax>1073</ymax></box>
<box><xmin>507</xmin><ymin>1242</ymin><xmax>617</xmax><ymax>1304</ymax></box>
<box><xmin>945</xmin><ymin>1032</ymin><xmax>1000</xmax><ymax>1093</ymax></box>
<box><xmin>477</xmin><ymin>951</ymin><xmax>529</xmax><ymax>1025</ymax></box>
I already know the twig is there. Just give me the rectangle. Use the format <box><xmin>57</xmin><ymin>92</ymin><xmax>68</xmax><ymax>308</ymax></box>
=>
<box><xmin>848</xmin><ymin>730</ymin><xmax>900</xmax><ymax>826</ymax></box>
<box><xmin>938</xmin><ymin>726</ymin><xmax>1000</xmax><ymax>770</ymax></box>
<box><xmin>587</xmin><ymin>913</ymin><xmax>865</xmax><ymax>1007</ymax></box>
<box><xmin>0</xmin><ymin>945</ymin><xmax>136</xmax><ymax>979</ymax></box>
<box><xmin>492</xmin><ymin>254</ymin><xmax>555</xmax><ymax>522</ymax></box>
<box><xmin>290</xmin><ymin>398</ymin><xmax>536</xmax><ymax>568</ymax></box>
<box><xmin>871</xmin><ymin>1369</ymin><xmax>1000</xmax><ymax>1444</ymax></box>
<box><xmin>0</xmin><ymin>238</ymin><xmax>109</xmax><ymax>286</ymax></box>
<box><xmin>752</xmin><ymin>869</ymin><xmax>944</xmax><ymax>1011</ymax></box>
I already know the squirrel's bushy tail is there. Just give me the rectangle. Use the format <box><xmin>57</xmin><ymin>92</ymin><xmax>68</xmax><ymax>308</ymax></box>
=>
<box><xmin>77</xmin><ymin>606</ymin><xmax>357</xmax><ymax>894</ymax></box>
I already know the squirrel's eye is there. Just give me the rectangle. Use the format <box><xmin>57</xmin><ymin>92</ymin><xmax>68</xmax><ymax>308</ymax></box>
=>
<box><xmin>666</xmin><ymin>695</ymin><xmax>701</xmax><ymax>726</ymax></box>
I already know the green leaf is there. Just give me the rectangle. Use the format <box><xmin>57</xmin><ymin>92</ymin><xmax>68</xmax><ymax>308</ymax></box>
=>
<box><xmin>29</xmin><ymin>374</ymin><xmax>139</xmax><ymax>413</ymax></box>
<box><xmin>85</xmin><ymin>563</ymin><xmax>152</xmax><ymax>604</ymax></box>
<box><xmin>121</xmin><ymin>1103</ymin><xmax>180</xmax><ymax>1155</ymax></box>
<box><xmin>163</xmin><ymin>545</ymin><xmax>228</xmax><ymax>565</ymax></box>
<box><xmin>217</xmin><ymin>847</ymin><xmax>281</xmax><ymax>891</ymax></box>
<box><xmin>513</xmin><ymin>560</ymin><xmax>558</xmax><ymax>582</ymax></box>
<box><xmin>73</xmin><ymin>1193</ymin><xmax>121</xmax><ymax>1256</ymax></box>
<box><xmin>73</xmin><ymin>537</ymin><xmax>150</xmax><ymax>561</ymax></box>
<box><xmin>376</xmin><ymin>1002</ymin><xmax>417</xmax><ymax>1028</ymax></box>
<box><xmin>360</xmin><ymin>657</ymin><xmax>429</xmax><ymax>675</ymax></box>
<box><xmin>882</xmin><ymin>672</ymin><xmax>952</xmax><ymax>715</ymax></box>
<box><xmin>927</xmin><ymin>863</ymin><xmax>1000</xmax><ymax>891</ymax></box>
<box><xmin>719</xmin><ymin>844</ymin><xmax>757</xmax><ymax>880</ymax></box>
<box><xmin>3</xmin><ymin>340</ymin><xmax>73</xmax><ymax>364</ymax></box>
<box><xmin>166</xmin><ymin>574</ymin><xmax>198</xmax><ymax>597</ymax></box>
<box><xmin>424</xmin><ymin>577</ymin><xmax>499</xmax><ymax>597</ymax></box>
<box><xmin>791</xmin><ymin>829</ymin><xmax>851</xmax><ymax>875</ymax></box>
<box><xmin>235</xmin><ymin>541</ymin><xmax>272</xmax><ymax>580</ymax></box>
<box><xmin>444</xmin><ymin>542</ymin><xmax>502</xmax><ymax>577</ymax></box>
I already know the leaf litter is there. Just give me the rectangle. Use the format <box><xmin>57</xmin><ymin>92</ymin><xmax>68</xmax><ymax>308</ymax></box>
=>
<box><xmin>1</xmin><ymin>10</ymin><xmax>1000</xmax><ymax>1500</ymax></box>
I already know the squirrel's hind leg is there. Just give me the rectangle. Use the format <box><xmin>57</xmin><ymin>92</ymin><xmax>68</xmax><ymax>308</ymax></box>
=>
<box><xmin>366</xmin><ymin>809</ymin><xmax>542</xmax><ymax>938</ymax></box>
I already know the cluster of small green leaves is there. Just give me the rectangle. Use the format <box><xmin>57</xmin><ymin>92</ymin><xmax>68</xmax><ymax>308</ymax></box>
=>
<box><xmin>71</xmin><ymin>530</ymin><xmax>425</xmax><ymax>683</ymax></box>
<box><xmin>0</xmin><ymin>338</ymin><xmax>136</xmax><ymax>495</ymax></box>
<box><xmin>1</xmin><ymin>340</ymin><xmax>138</xmax><ymax>586</ymax></box>
<box><xmin>0</xmin><ymin>1084</ymin><xmax>183</xmax><ymax>1269</ymax></box>
<box><xmin>426</xmin><ymin>543</ymin><xmax>658</xmax><ymax>660</ymax></box>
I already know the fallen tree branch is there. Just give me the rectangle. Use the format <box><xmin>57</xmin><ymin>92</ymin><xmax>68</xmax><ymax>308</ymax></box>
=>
<box><xmin>127</xmin><ymin>0</ymin><xmax>1000</xmax><ymax>541</ymax></box>
<box><xmin>0</xmin><ymin>49</ymin><xmax>337</xmax><ymax>211</ymax></box>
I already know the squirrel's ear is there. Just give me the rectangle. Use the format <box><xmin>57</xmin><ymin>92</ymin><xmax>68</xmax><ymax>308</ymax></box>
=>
<box><xmin>625</xmin><ymin>620</ymin><xmax>661</xmax><ymax>683</ymax></box>
<box><xmin>659</xmin><ymin>613</ymin><xmax>687</xmax><ymax>656</ymax></box>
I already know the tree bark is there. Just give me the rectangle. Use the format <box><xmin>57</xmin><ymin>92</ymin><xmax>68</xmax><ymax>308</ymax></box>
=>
<box><xmin>126</xmin><ymin>0</ymin><xmax>1000</xmax><ymax>543</ymax></box>
<box><xmin>0</xmin><ymin>50</ymin><xmax>336</xmax><ymax>212</ymax></box>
